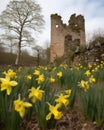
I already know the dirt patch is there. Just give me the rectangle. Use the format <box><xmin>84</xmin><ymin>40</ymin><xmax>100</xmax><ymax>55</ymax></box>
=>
<box><xmin>20</xmin><ymin>109</ymin><xmax>104</xmax><ymax>130</ymax></box>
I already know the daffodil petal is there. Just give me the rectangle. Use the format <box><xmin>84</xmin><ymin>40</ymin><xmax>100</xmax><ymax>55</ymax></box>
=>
<box><xmin>46</xmin><ymin>113</ymin><xmax>52</xmax><ymax>120</ymax></box>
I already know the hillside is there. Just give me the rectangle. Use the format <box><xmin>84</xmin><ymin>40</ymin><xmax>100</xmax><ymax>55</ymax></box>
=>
<box><xmin>0</xmin><ymin>52</ymin><xmax>37</xmax><ymax>65</ymax></box>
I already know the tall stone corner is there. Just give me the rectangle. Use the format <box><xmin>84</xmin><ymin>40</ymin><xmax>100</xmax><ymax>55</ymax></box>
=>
<box><xmin>50</xmin><ymin>13</ymin><xmax>86</xmax><ymax>63</ymax></box>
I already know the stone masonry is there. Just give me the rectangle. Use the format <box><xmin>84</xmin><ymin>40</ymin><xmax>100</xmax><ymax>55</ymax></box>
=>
<box><xmin>50</xmin><ymin>13</ymin><xmax>86</xmax><ymax>62</ymax></box>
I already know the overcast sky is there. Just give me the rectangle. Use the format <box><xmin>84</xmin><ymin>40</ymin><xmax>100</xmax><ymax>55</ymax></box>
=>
<box><xmin>0</xmin><ymin>0</ymin><xmax>104</xmax><ymax>48</ymax></box>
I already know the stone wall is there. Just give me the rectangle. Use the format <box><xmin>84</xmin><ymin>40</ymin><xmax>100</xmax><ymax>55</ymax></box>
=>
<box><xmin>50</xmin><ymin>13</ymin><xmax>86</xmax><ymax>62</ymax></box>
<box><xmin>72</xmin><ymin>42</ymin><xmax>104</xmax><ymax>66</ymax></box>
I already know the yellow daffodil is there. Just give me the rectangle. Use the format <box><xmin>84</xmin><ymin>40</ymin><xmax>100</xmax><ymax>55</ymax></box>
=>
<box><xmin>0</xmin><ymin>76</ymin><xmax>18</xmax><ymax>95</ymax></box>
<box><xmin>46</xmin><ymin>103</ymin><xmax>62</xmax><ymax>120</ymax></box>
<box><xmin>79</xmin><ymin>65</ymin><xmax>83</xmax><ymax>69</ymax></box>
<box><xmin>88</xmin><ymin>63</ymin><xmax>92</xmax><ymax>68</ymax></box>
<box><xmin>44</xmin><ymin>67</ymin><xmax>47</xmax><ymax>70</ymax></box>
<box><xmin>59</xmin><ymin>64</ymin><xmax>63</xmax><ymax>67</ymax></box>
<box><xmin>36</xmin><ymin>74</ymin><xmax>45</xmax><ymax>84</ymax></box>
<box><xmin>78</xmin><ymin>80</ymin><xmax>89</xmax><ymax>92</ymax></box>
<box><xmin>53</xmin><ymin>67</ymin><xmax>56</xmax><ymax>71</ymax></box>
<box><xmin>85</xmin><ymin>70</ymin><xmax>91</xmax><ymax>76</ymax></box>
<box><xmin>57</xmin><ymin>72</ymin><xmax>63</xmax><ymax>78</ymax></box>
<box><xmin>95</xmin><ymin>67</ymin><xmax>98</xmax><ymax>72</ymax></box>
<box><xmin>100</xmin><ymin>63</ymin><xmax>103</xmax><ymax>68</ymax></box>
<box><xmin>29</xmin><ymin>86</ymin><xmax>44</xmax><ymax>103</ymax></box>
<box><xmin>89</xmin><ymin>75</ymin><xmax>96</xmax><ymax>83</ymax></box>
<box><xmin>14</xmin><ymin>99</ymin><xmax>32</xmax><ymax>117</ymax></box>
<box><xmin>3</xmin><ymin>69</ymin><xmax>17</xmax><ymax>79</ymax></box>
<box><xmin>55</xmin><ymin>93</ymin><xmax>69</xmax><ymax>107</ymax></box>
<box><xmin>17</xmin><ymin>67</ymin><xmax>22</xmax><ymax>72</ymax></box>
<box><xmin>33</xmin><ymin>70</ymin><xmax>40</xmax><ymax>76</ymax></box>
<box><xmin>74</xmin><ymin>67</ymin><xmax>79</xmax><ymax>70</ymax></box>
<box><xmin>101</xmin><ymin>61</ymin><xmax>104</xmax><ymax>64</ymax></box>
<box><xmin>27</xmin><ymin>75</ymin><xmax>32</xmax><ymax>80</ymax></box>
<box><xmin>65</xmin><ymin>89</ymin><xmax>72</xmax><ymax>96</ymax></box>
<box><xmin>94</xmin><ymin>63</ymin><xmax>96</xmax><ymax>66</ymax></box>
<box><xmin>49</xmin><ymin>77</ymin><xmax>55</xmax><ymax>83</ymax></box>
<box><xmin>63</xmin><ymin>64</ymin><xmax>68</xmax><ymax>70</ymax></box>
<box><xmin>100</xmin><ymin>61</ymin><xmax>104</xmax><ymax>66</ymax></box>
<box><xmin>91</xmin><ymin>69</ymin><xmax>95</xmax><ymax>73</ymax></box>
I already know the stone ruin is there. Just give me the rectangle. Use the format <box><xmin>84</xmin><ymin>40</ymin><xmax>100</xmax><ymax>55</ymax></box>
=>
<box><xmin>50</xmin><ymin>13</ymin><xmax>104</xmax><ymax>65</ymax></box>
<box><xmin>50</xmin><ymin>13</ymin><xmax>86</xmax><ymax>63</ymax></box>
<box><xmin>72</xmin><ymin>40</ymin><xmax>104</xmax><ymax>66</ymax></box>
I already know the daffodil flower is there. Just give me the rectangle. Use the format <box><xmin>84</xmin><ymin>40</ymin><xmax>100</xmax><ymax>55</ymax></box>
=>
<box><xmin>44</xmin><ymin>67</ymin><xmax>47</xmax><ymax>70</ymax></box>
<box><xmin>65</xmin><ymin>89</ymin><xmax>72</xmax><ymax>96</ymax></box>
<box><xmin>88</xmin><ymin>63</ymin><xmax>92</xmax><ymax>68</ymax></box>
<box><xmin>33</xmin><ymin>70</ymin><xmax>40</xmax><ymax>76</ymax></box>
<box><xmin>46</xmin><ymin>103</ymin><xmax>62</xmax><ymax>120</ymax></box>
<box><xmin>57</xmin><ymin>72</ymin><xmax>63</xmax><ymax>78</ymax></box>
<box><xmin>55</xmin><ymin>93</ymin><xmax>69</xmax><ymax>107</ymax></box>
<box><xmin>78</xmin><ymin>80</ymin><xmax>89</xmax><ymax>92</ymax></box>
<box><xmin>27</xmin><ymin>75</ymin><xmax>32</xmax><ymax>80</ymax></box>
<box><xmin>3</xmin><ymin>69</ymin><xmax>17</xmax><ymax>79</ymax></box>
<box><xmin>89</xmin><ymin>75</ymin><xmax>96</xmax><ymax>83</ymax></box>
<box><xmin>17</xmin><ymin>67</ymin><xmax>22</xmax><ymax>72</ymax></box>
<box><xmin>85</xmin><ymin>70</ymin><xmax>91</xmax><ymax>76</ymax></box>
<box><xmin>49</xmin><ymin>77</ymin><xmax>55</xmax><ymax>83</ymax></box>
<box><xmin>14</xmin><ymin>99</ymin><xmax>32</xmax><ymax>117</ymax></box>
<box><xmin>36</xmin><ymin>74</ymin><xmax>45</xmax><ymax>84</ymax></box>
<box><xmin>0</xmin><ymin>76</ymin><xmax>18</xmax><ymax>95</ymax></box>
<box><xmin>29</xmin><ymin>86</ymin><xmax>44</xmax><ymax>103</ymax></box>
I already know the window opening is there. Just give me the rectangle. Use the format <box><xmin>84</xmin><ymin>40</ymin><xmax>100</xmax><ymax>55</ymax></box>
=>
<box><xmin>55</xmin><ymin>24</ymin><xmax>59</xmax><ymax>28</ymax></box>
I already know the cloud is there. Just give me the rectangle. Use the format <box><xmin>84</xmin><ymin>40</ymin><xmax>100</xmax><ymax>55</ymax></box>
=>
<box><xmin>0</xmin><ymin>0</ymin><xmax>9</xmax><ymax>12</ymax></box>
<box><xmin>37</xmin><ymin>0</ymin><xmax>104</xmax><ymax>45</ymax></box>
<box><xmin>0</xmin><ymin>0</ymin><xmax>104</xmax><ymax>47</ymax></box>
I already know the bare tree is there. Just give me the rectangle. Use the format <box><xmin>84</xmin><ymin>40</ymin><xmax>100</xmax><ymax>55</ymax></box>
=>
<box><xmin>0</xmin><ymin>33</ymin><xmax>17</xmax><ymax>53</ymax></box>
<box><xmin>0</xmin><ymin>40</ymin><xmax>5</xmax><ymax>53</ymax></box>
<box><xmin>0</xmin><ymin>0</ymin><xmax>44</xmax><ymax>65</ymax></box>
<box><xmin>32</xmin><ymin>45</ymin><xmax>44</xmax><ymax>65</ymax></box>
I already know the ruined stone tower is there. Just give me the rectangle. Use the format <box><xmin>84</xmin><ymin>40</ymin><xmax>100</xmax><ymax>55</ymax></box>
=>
<box><xmin>50</xmin><ymin>13</ymin><xmax>86</xmax><ymax>62</ymax></box>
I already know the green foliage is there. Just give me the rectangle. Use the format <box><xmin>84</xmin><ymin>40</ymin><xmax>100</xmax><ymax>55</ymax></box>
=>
<box><xmin>0</xmin><ymin>82</ymin><xmax>21</xmax><ymax>130</ymax></box>
<box><xmin>79</xmin><ymin>84</ymin><xmax>104</xmax><ymax>126</ymax></box>
<box><xmin>0</xmin><ymin>62</ymin><xmax>104</xmax><ymax>130</ymax></box>
<box><xmin>61</xmin><ymin>67</ymin><xmax>85</xmax><ymax>108</ymax></box>
<box><xmin>80</xmin><ymin>44</ymin><xmax>86</xmax><ymax>52</ymax></box>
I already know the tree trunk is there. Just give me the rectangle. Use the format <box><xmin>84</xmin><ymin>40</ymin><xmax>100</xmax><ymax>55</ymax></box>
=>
<box><xmin>37</xmin><ymin>50</ymin><xmax>40</xmax><ymax>66</ymax></box>
<box><xmin>15</xmin><ymin>26</ymin><xmax>23</xmax><ymax>65</ymax></box>
<box><xmin>15</xmin><ymin>42</ymin><xmax>21</xmax><ymax>65</ymax></box>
